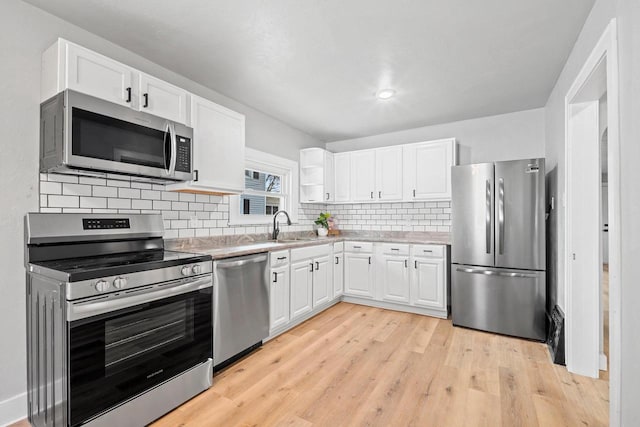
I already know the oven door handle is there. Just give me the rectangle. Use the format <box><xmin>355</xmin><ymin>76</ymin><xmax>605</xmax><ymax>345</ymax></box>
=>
<box><xmin>67</xmin><ymin>276</ymin><xmax>212</xmax><ymax>322</ymax></box>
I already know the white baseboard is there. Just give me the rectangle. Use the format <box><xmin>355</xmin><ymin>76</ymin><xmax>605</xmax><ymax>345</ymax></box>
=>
<box><xmin>600</xmin><ymin>352</ymin><xmax>608</xmax><ymax>371</ymax></box>
<box><xmin>0</xmin><ymin>391</ymin><xmax>27</xmax><ymax>427</ymax></box>
<box><xmin>341</xmin><ymin>296</ymin><xmax>448</xmax><ymax>319</ymax></box>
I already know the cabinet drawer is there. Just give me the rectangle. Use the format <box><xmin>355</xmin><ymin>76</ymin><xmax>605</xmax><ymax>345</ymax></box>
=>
<box><xmin>271</xmin><ymin>250</ymin><xmax>290</xmax><ymax>267</ymax></box>
<box><xmin>412</xmin><ymin>244</ymin><xmax>445</xmax><ymax>258</ymax></box>
<box><xmin>291</xmin><ymin>244</ymin><xmax>331</xmax><ymax>262</ymax></box>
<box><xmin>378</xmin><ymin>243</ymin><xmax>410</xmax><ymax>256</ymax></box>
<box><xmin>345</xmin><ymin>241</ymin><xmax>373</xmax><ymax>253</ymax></box>
<box><xmin>333</xmin><ymin>241</ymin><xmax>344</xmax><ymax>252</ymax></box>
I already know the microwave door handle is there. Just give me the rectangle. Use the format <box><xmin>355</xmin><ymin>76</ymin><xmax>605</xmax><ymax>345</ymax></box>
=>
<box><xmin>168</xmin><ymin>122</ymin><xmax>177</xmax><ymax>176</ymax></box>
<box><xmin>163</xmin><ymin>122</ymin><xmax>170</xmax><ymax>175</ymax></box>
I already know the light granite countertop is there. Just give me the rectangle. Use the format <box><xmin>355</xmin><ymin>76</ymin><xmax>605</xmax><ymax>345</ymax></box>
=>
<box><xmin>166</xmin><ymin>231</ymin><xmax>451</xmax><ymax>260</ymax></box>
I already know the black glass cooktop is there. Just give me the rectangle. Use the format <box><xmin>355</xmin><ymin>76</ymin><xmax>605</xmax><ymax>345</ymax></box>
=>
<box><xmin>32</xmin><ymin>250</ymin><xmax>211</xmax><ymax>282</ymax></box>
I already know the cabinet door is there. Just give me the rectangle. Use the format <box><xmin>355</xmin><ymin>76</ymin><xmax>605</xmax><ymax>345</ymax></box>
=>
<box><xmin>190</xmin><ymin>95</ymin><xmax>245</xmax><ymax>193</ymax></box>
<box><xmin>270</xmin><ymin>265</ymin><xmax>290</xmax><ymax>331</ymax></box>
<box><xmin>344</xmin><ymin>253</ymin><xmax>374</xmax><ymax>298</ymax></box>
<box><xmin>312</xmin><ymin>255</ymin><xmax>331</xmax><ymax>307</ymax></box>
<box><xmin>324</xmin><ymin>151</ymin><xmax>335</xmax><ymax>202</ymax></box>
<box><xmin>403</xmin><ymin>139</ymin><xmax>455</xmax><ymax>200</ymax></box>
<box><xmin>66</xmin><ymin>43</ymin><xmax>134</xmax><ymax>107</ymax></box>
<box><xmin>290</xmin><ymin>260</ymin><xmax>313</xmax><ymax>319</ymax></box>
<box><xmin>375</xmin><ymin>146</ymin><xmax>403</xmax><ymax>201</ymax></box>
<box><xmin>333</xmin><ymin>252</ymin><xmax>344</xmax><ymax>298</ymax></box>
<box><xmin>334</xmin><ymin>152</ymin><xmax>351</xmax><ymax>202</ymax></box>
<box><xmin>379</xmin><ymin>254</ymin><xmax>410</xmax><ymax>303</ymax></box>
<box><xmin>139</xmin><ymin>73</ymin><xmax>188</xmax><ymax>123</ymax></box>
<box><xmin>350</xmin><ymin>150</ymin><xmax>376</xmax><ymax>202</ymax></box>
<box><xmin>410</xmin><ymin>257</ymin><xmax>445</xmax><ymax>309</ymax></box>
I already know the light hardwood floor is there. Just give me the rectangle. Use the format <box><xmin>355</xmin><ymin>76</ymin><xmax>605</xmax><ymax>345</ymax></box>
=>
<box><xmin>152</xmin><ymin>302</ymin><xmax>608</xmax><ymax>427</ymax></box>
<box><xmin>13</xmin><ymin>302</ymin><xmax>609</xmax><ymax>427</ymax></box>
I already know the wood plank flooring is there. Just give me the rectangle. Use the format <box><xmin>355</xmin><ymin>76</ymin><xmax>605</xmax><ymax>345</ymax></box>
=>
<box><xmin>152</xmin><ymin>302</ymin><xmax>608</xmax><ymax>427</ymax></box>
<box><xmin>11</xmin><ymin>302</ymin><xmax>608</xmax><ymax>426</ymax></box>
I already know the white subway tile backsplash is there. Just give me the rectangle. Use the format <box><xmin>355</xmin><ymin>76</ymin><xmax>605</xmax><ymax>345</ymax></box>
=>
<box><xmin>107</xmin><ymin>179</ymin><xmax>130</xmax><ymax>188</ymax></box>
<box><xmin>80</xmin><ymin>197</ymin><xmax>107</xmax><ymax>209</ymax></box>
<box><xmin>107</xmin><ymin>198</ymin><xmax>130</xmax><ymax>209</ymax></box>
<box><xmin>153</xmin><ymin>200</ymin><xmax>172</xmax><ymax>210</ymax></box>
<box><xmin>118</xmin><ymin>188</ymin><xmax>141</xmax><ymax>199</ymax></box>
<box><xmin>48</xmin><ymin>174</ymin><xmax>78</xmax><ymax>184</ymax></box>
<box><xmin>49</xmin><ymin>195</ymin><xmax>79</xmax><ymax>208</ymax></box>
<box><xmin>63</xmin><ymin>183</ymin><xmax>92</xmax><ymax>196</ymax></box>
<box><xmin>40</xmin><ymin>181</ymin><xmax>62</xmax><ymax>194</ymax></box>
<box><xmin>172</xmin><ymin>201</ymin><xmax>188</xmax><ymax>211</ymax></box>
<box><xmin>79</xmin><ymin>177</ymin><xmax>106</xmax><ymax>186</ymax></box>
<box><xmin>130</xmin><ymin>182</ymin><xmax>152</xmax><ymax>190</ymax></box>
<box><xmin>161</xmin><ymin>191</ymin><xmax>179</xmax><ymax>201</ymax></box>
<box><xmin>179</xmin><ymin>193</ymin><xmax>195</xmax><ymax>202</ymax></box>
<box><xmin>93</xmin><ymin>186</ymin><xmax>118</xmax><ymax>198</ymax></box>
<box><xmin>141</xmin><ymin>190</ymin><xmax>161</xmax><ymax>200</ymax></box>
<box><xmin>131</xmin><ymin>199</ymin><xmax>152</xmax><ymax>210</ymax></box>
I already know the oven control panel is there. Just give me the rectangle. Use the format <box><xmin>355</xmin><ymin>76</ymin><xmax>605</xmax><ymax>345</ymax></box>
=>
<box><xmin>69</xmin><ymin>261</ymin><xmax>213</xmax><ymax>299</ymax></box>
<box><xmin>83</xmin><ymin>218</ymin><xmax>130</xmax><ymax>230</ymax></box>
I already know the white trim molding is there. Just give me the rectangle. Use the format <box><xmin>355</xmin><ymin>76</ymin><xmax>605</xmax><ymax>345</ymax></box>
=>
<box><xmin>564</xmin><ymin>18</ymin><xmax>620</xmax><ymax>426</ymax></box>
<box><xmin>0</xmin><ymin>391</ymin><xmax>27</xmax><ymax>427</ymax></box>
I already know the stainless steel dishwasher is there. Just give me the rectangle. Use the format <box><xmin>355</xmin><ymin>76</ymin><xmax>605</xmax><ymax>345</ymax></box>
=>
<box><xmin>213</xmin><ymin>253</ymin><xmax>269</xmax><ymax>369</ymax></box>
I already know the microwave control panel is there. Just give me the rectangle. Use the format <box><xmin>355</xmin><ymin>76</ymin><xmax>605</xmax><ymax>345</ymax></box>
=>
<box><xmin>175</xmin><ymin>137</ymin><xmax>191</xmax><ymax>173</ymax></box>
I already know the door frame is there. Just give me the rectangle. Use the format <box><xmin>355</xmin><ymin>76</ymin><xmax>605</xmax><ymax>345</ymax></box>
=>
<box><xmin>564</xmin><ymin>18</ymin><xmax>620</xmax><ymax>425</ymax></box>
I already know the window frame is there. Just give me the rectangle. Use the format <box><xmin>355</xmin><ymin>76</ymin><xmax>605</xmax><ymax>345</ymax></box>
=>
<box><xmin>228</xmin><ymin>148</ymin><xmax>299</xmax><ymax>226</ymax></box>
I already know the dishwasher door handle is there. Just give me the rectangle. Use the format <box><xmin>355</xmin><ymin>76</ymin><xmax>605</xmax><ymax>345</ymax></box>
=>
<box><xmin>216</xmin><ymin>254</ymin><xmax>268</xmax><ymax>269</ymax></box>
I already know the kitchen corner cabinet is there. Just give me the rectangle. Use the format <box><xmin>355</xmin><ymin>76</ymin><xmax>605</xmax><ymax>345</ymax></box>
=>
<box><xmin>300</xmin><ymin>148</ymin><xmax>334</xmax><ymax>203</ymax></box>
<box><xmin>403</xmin><ymin>138</ymin><xmax>456</xmax><ymax>201</ymax></box>
<box><xmin>42</xmin><ymin>39</ymin><xmax>188</xmax><ymax>124</ymax></box>
<box><xmin>166</xmin><ymin>95</ymin><xmax>245</xmax><ymax>195</ymax></box>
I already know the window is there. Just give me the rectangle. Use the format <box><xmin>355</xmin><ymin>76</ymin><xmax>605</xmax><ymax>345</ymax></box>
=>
<box><xmin>229</xmin><ymin>148</ymin><xmax>299</xmax><ymax>225</ymax></box>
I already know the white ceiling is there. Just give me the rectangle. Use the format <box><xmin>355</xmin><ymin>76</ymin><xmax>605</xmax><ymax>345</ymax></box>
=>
<box><xmin>25</xmin><ymin>0</ymin><xmax>594</xmax><ymax>142</ymax></box>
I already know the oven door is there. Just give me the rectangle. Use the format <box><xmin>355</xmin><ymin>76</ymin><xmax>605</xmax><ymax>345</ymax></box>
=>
<box><xmin>64</xmin><ymin>90</ymin><xmax>193</xmax><ymax>181</ymax></box>
<box><xmin>67</xmin><ymin>276</ymin><xmax>212</xmax><ymax>427</ymax></box>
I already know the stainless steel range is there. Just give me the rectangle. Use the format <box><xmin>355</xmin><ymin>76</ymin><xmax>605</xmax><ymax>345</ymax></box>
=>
<box><xmin>25</xmin><ymin>213</ymin><xmax>213</xmax><ymax>427</ymax></box>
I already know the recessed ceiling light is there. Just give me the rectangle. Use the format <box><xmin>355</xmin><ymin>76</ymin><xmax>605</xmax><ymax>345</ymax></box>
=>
<box><xmin>376</xmin><ymin>89</ymin><xmax>396</xmax><ymax>100</ymax></box>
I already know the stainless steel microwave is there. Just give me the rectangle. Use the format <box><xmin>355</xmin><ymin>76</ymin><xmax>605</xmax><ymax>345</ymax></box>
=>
<box><xmin>40</xmin><ymin>90</ymin><xmax>194</xmax><ymax>182</ymax></box>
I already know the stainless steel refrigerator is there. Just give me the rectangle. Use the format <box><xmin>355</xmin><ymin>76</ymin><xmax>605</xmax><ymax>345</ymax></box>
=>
<box><xmin>451</xmin><ymin>158</ymin><xmax>546</xmax><ymax>341</ymax></box>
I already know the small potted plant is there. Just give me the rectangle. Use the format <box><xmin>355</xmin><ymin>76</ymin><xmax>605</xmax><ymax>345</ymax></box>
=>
<box><xmin>314</xmin><ymin>212</ymin><xmax>331</xmax><ymax>237</ymax></box>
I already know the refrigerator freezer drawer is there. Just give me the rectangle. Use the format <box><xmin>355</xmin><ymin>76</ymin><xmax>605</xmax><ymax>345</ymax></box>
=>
<box><xmin>452</xmin><ymin>265</ymin><xmax>546</xmax><ymax>341</ymax></box>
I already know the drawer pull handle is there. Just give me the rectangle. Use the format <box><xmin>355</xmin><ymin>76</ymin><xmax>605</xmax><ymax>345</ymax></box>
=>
<box><xmin>423</xmin><ymin>250</ymin><xmax>433</xmax><ymax>253</ymax></box>
<box><xmin>277</xmin><ymin>256</ymin><xmax>287</xmax><ymax>260</ymax></box>
<box><xmin>353</xmin><ymin>246</ymin><xmax>362</xmax><ymax>249</ymax></box>
<box><xmin>391</xmin><ymin>248</ymin><xmax>400</xmax><ymax>251</ymax></box>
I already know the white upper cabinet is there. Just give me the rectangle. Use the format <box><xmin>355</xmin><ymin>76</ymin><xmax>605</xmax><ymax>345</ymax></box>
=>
<box><xmin>42</xmin><ymin>40</ymin><xmax>135</xmax><ymax>107</ymax></box>
<box><xmin>300</xmin><ymin>148</ymin><xmax>334</xmax><ymax>203</ymax></box>
<box><xmin>350</xmin><ymin>149</ymin><xmax>376</xmax><ymax>202</ymax></box>
<box><xmin>403</xmin><ymin>138</ymin><xmax>456</xmax><ymax>201</ymax></box>
<box><xmin>333</xmin><ymin>152</ymin><xmax>351</xmax><ymax>202</ymax></box>
<box><xmin>375</xmin><ymin>146</ymin><xmax>403</xmax><ymax>201</ymax></box>
<box><xmin>166</xmin><ymin>95</ymin><xmax>245</xmax><ymax>194</ymax></box>
<box><xmin>138</xmin><ymin>73</ymin><xmax>188</xmax><ymax>123</ymax></box>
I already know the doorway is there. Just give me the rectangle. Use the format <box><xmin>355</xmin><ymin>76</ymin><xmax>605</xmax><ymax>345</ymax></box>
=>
<box><xmin>564</xmin><ymin>18</ymin><xmax>620</xmax><ymax>425</ymax></box>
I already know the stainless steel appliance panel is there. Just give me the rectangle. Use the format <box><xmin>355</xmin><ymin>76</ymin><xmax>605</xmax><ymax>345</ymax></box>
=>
<box><xmin>452</xmin><ymin>265</ymin><xmax>546</xmax><ymax>340</ymax></box>
<box><xmin>214</xmin><ymin>253</ymin><xmax>269</xmax><ymax>366</ymax></box>
<box><xmin>494</xmin><ymin>159</ymin><xmax>545</xmax><ymax>270</ymax></box>
<box><xmin>451</xmin><ymin>163</ymin><xmax>495</xmax><ymax>267</ymax></box>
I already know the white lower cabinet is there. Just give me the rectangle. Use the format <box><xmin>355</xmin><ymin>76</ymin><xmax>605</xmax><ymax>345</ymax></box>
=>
<box><xmin>312</xmin><ymin>255</ymin><xmax>331</xmax><ymax>307</ymax></box>
<box><xmin>270</xmin><ymin>264</ymin><xmax>290</xmax><ymax>331</ymax></box>
<box><xmin>333</xmin><ymin>245</ymin><xmax>344</xmax><ymax>299</ymax></box>
<box><xmin>290</xmin><ymin>259</ymin><xmax>314</xmax><ymax>319</ymax></box>
<box><xmin>410</xmin><ymin>256</ymin><xmax>446</xmax><ymax>310</ymax></box>
<box><xmin>378</xmin><ymin>253</ymin><xmax>410</xmax><ymax>304</ymax></box>
<box><xmin>344</xmin><ymin>252</ymin><xmax>374</xmax><ymax>298</ymax></box>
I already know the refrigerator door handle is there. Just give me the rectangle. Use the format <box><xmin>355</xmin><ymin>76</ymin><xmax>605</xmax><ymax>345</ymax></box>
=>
<box><xmin>455</xmin><ymin>267</ymin><xmax>538</xmax><ymax>279</ymax></box>
<box><xmin>485</xmin><ymin>179</ymin><xmax>492</xmax><ymax>254</ymax></box>
<box><xmin>498</xmin><ymin>177</ymin><xmax>505</xmax><ymax>254</ymax></box>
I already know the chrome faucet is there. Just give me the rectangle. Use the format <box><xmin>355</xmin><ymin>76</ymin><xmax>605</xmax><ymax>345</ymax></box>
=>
<box><xmin>272</xmin><ymin>210</ymin><xmax>292</xmax><ymax>240</ymax></box>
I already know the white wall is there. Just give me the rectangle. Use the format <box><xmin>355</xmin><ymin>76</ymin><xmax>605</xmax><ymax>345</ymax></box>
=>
<box><xmin>0</xmin><ymin>0</ymin><xmax>322</xmax><ymax>424</ymax></box>
<box><xmin>326</xmin><ymin>108</ymin><xmax>545</xmax><ymax>164</ymax></box>
<box><xmin>544</xmin><ymin>0</ymin><xmax>640</xmax><ymax>423</ymax></box>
